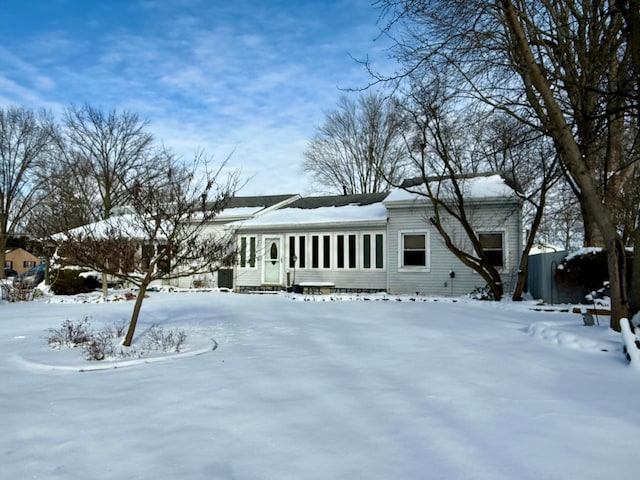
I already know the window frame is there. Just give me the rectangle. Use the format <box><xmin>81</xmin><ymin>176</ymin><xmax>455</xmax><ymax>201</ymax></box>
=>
<box><xmin>398</xmin><ymin>230</ymin><xmax>430</xmax><ymax>272</ymax></box>
<box><xmin>335</xmin><ymin>233</ymin><xmax>358</xmax><ymax>270</ymax></box>
<box><xmin>238</xmin><ymin>235</ymin><xmax>257</xmax><ymax>269</ymax></box>
<box><xmin>362</xmin><ymin>232</ymin><xmax>385</xmax><ymax>270</ymax></box>
<box><xmin>478</xmin><ymin>231</ymin><xmax>505</xmax><ymax>268</ymax></box>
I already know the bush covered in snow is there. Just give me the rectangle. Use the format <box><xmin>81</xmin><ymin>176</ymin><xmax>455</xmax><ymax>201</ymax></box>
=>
<box><xmin>47</xmin><ymin>317</ymin><xmax>188</xmax><ymax>361</ymax></box>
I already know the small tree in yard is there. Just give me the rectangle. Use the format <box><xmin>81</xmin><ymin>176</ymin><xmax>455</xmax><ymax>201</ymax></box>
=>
<box><xmin>56</xmin><ymin>154</ymin><xmax>239</xmax><ymax>346</ymax></box>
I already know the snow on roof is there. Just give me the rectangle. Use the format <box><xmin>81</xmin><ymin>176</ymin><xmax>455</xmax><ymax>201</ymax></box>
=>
<box><xmin>216</xmin><ymin>206</ymin><xmax>265</xmax><ymax>218</ymax></box>
<box><xmin>385</xmin><ymin>174</ymin><xmax>518</xmax><ymax>203</ymax></box>
<box><xmin>234</xmin><ymin>202</ymin><xmax>388</xmax><ymax>228</ymax></box>
<box><xmin>54</xmin><ymin>214</ymin><xmax>159</xmax><ymax>241</ymax></box>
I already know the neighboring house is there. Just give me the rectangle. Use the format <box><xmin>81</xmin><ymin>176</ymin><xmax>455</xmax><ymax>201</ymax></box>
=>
<box><xmin>5</xmin><ymin>248</ymin><xmax>43</xmax><ymax>275</ymax></box>
<box><xmin>228</xmin><ymin>173</ymin><xmax>524</xmax><ymax>296</ymax></box>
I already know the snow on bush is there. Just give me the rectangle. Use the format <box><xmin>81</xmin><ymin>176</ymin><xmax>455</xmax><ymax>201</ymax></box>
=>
<box><xmin>47</xmin><ymin>317</ymin><xmax>188</xmax><ymax>361</ymax></box>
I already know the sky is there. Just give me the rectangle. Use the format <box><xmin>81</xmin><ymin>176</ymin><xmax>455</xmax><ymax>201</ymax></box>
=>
<box><xmin>0</xmin><ymin>0</ymin><xmax>394</xmax><ymax>195</ymax></box>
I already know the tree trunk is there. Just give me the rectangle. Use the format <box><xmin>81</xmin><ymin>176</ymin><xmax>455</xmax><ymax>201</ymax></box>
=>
<box><xmin>502</xmin><ymin>0</ymin><xmax>629</xmax><ymax>329</ymax></box>
<box><xmin>102</xmin><ymin>271</ymin><xmax>108</xmax><ymax>298</ymax></box>
<box><xmin>582</xmin><ymin>203</ymin><xmax>605</xmax><ymax>247</ymax></box>
<box><xmin>0</xmin><ymin>234</ymin><xmax>7</xmax><ymax>279</ymax></box>
<box><xmin>629</xmin><ymin>224</ymin><xmax>640</xmax><ymax>319</ymax></box>
<box><xmin>512</xmin><ymin>255</ymin><xmax>528</xmax><ymax>302</ymax></box>
<box><xmin>123</xmin><ymin>281</ymin><xmax>150</xmax><ymax>347</ymax></box>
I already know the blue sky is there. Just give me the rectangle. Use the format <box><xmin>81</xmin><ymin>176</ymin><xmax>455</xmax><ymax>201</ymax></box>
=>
<box><xmin>0</xmin><ymin>0</ymin><xmax>393</xmax><ymax>195</ymax></box>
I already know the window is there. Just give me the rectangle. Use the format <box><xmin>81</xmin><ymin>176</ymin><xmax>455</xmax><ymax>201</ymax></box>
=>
<box><xmin>289</xmin><ymin>236</ymin><xmax>296</xmax><ymax>268</ymax></box>
<box><xmin>310</xmin><ymin>235</ymin><xmax>331</xmax><ymax>269</ymax></box>
<box><xmin>336</xmin><ymin>234</ymin><xmax>357</xmax><ymax>269</ymax></box>
<box><xmin>323</xmin><ymin>235</ymin><xmax>331</xmax><ymax>268</ymax></box>
<box><xmin>141</xmin><ymin>244</ymin><xmax>154</xmax><ymax>269</ymax></box>
<box><xmin>23</xmin><ymin>260</ymin><xmax>36</xmax><ymax>269</ymax></box>
<box><xmin>239</xmin><ymin>236</ymin><xmax>256</xmax><ymax>268</ymax></box>
<box><xmin>399</xmin><ymin>232</ymin><xmax>429</xmax><ymax>270</ymax></box>
<box><xmin>5</xmin><ymin>260</ymin><xmax>13</xmax><ymax>269</ymax></box>
<box><xmin>299</xmin><ymin>237</ymin><xmax>306</xmax><ymax>268</ymax></box>
<box><xmin>288</xmin><ymin>236</ymin><xmax>307</xmax><ymax>269</ymax></box>
<box><xmin>311</xmin><ymin>235</ymin><xmax>319</xmax><ymax>268</ymax></box>
<box><xmin>479</xmin><ymin>233</ymin><xmax>504</xmax><ymax>267</ymax></box>
<box><xmin>363</xmin><ymin>233</ymin><xmax>384</xmax><ymax>269</ymax></box>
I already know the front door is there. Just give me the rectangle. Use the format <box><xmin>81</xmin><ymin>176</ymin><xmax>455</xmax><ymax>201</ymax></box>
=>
<box><xmin>263</xmin><ymin>237</ymin><xmax>282</xmax><ymax>284</ymax></box>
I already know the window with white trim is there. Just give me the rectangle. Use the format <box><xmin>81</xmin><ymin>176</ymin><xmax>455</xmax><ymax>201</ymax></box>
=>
<box><xmin>336</xmin><ymin>234</ymin><xmax>357</xmax><ymax>269</ymax></box>
<box><xmin>288</xmin><ymin>235</ymin><xmax>306</xmax><ymax>269</ymax></box>
<box><xmin>399</xmin><ymin>231</ymin><xmax>429</xmax><ymax>270</ymax></box>
<box><xmin>239</xmin><ymin>236</ymin><xmax>256</xmax><ymax>268</ymax></box>
<box><xmin>479</xmin><ymin>232</ymin><xmax>504</xmax><ymax>267</ymax></box>
<box><xmin>362</xmin><ymin>233</ymin><xmax>384</xmax><ymax>269</ymax></box>
<box><xmin>310</xmin><ymin>234</ymin><xmax>332</xmax><ymax>269</ymax></box>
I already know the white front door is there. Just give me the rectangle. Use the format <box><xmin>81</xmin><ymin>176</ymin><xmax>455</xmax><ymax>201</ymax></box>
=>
<box><xmin>263</xmin><ymin>237</ymin><xmax>282</xmax><ymax>284</ymax></box>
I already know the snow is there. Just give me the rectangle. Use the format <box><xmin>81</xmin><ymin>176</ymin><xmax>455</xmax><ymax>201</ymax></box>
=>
<box><xmin>385</xmin><ymin>174</ymin><xmax>517</xmax><ymax>203</ymax></box>
<box><xmin>1</xmin><ymin>291</ymin><xmax>639</xmax><ymax>480</ymax></box>
<box><xmin>233</xmin><ymin>203</ymin><xmax>387</xmax><ymax>227</ymax></box>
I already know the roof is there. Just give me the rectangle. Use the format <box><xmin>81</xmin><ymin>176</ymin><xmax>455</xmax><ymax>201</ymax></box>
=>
<box><xmin>223</xmin><ymin>194</ymin><xmax>299</xmax><ymax>209</ymax></box>
<box><xmin>233</xmin><ymin>192</ymin><xmax>390</xmax><ymax>229</ymax></box>
<box><xmin>386</xmin><ymin>173</ymin><xmax>520</xmax><ymax>203</ymax></box>
<box><xmin>286</xmin><ymin>192</ymin><xmax>390</xmax><ymax>209</ymax></box>
<box><xmin>208</xmin><ymin>194</ymin><xmax>300</xmax><ymax>220</ymax></box>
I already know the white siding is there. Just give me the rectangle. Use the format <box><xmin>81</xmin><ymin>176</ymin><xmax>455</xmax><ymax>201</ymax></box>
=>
<box><xmin>386</xmin><ymin>200</ymin><xmax>522</xmax><ymax>296</ymax></box>
<box><xmin>235</xmin><ymin>226</ymin><xmax>387</xmax><ymax>291</ymax></box>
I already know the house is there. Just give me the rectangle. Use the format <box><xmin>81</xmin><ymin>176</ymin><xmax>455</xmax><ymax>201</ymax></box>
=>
<box><xmin>5</xmin><ymin>248</ymin><xmax>43</xmax><ymax>275</ymax></box>
<box><xmin>53</xmin><ymin>174</ymin><xmax>523</xmax><ymax>296</ymax></box>
<box><xmin>231</xmin><ymin>192</ymin><xmax>390</xmax><ymax>293</ymax></box>
<box><xmin>228</xmin><ymin>173</ymin><xmax>523</xmax><ymax>296</ymax></box>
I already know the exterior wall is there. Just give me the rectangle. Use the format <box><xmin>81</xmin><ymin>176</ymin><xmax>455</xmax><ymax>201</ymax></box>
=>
<box><xmin>234</xmin><ymin>224</ymin><xmax>388</xmax><ymax>292</ymax></box>
<box><xmin>5</xmin><ymin>249</ymin><xmax>43</xmax><ymax>275</ymax></box>
<box><xmin>385</xmin><ymin>200</ymin><xmax>522</xmax><ymax>296</ymax></box>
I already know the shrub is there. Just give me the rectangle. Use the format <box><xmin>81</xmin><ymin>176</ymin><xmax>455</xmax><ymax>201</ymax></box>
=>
<box><xmin>82</xmin><ymin>331</ymin><xmax>115</xmax><ymax>360</ymax></box>
<box><xmin>47</xmin><ymin>317</ymin><xmax>93</xmax><ymax>348</ymax></box>
<box><xmin>50</xmin><ymin>269</ymin><xmax>101</xmax><ymax>296</ymax></box>
<box><xmin>142</xmin><ymin>325</ymin><xmax>187</xmax><ymax>352</ymax></box>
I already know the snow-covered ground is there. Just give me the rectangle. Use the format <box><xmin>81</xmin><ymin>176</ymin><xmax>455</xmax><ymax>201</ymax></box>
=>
<box><xmin>1</xmin><ymin>291</ymin><xmax>638</xmax><ymax>480</ymax></box>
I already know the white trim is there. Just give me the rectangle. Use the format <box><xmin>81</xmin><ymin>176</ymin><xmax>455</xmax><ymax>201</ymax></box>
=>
<box><xmin>398</xmin><ymin>230</ymin><xmax>431</xmax><ymax>273</ymax></box>
<box><xmin>477</xmin><ymin>230</ymin><xmax>507</xmax><ymax>271</ymax></box>
<box><xmin>261</xmin><ymin>235</ymin><xmax>284</xmax><ymax>285</ymax></box>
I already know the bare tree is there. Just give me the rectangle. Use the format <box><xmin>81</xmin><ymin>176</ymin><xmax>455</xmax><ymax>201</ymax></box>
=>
<box><xmin>373</xmin><ymin>0</ymin><xmax>639</xmax><ymax>329</ymax></box>
<box><xmin>56</xmin><ymin>154</ymin><xmax>239</xmax><ymax>346</ymax></box>
<box><xmin>0</xmin><ymin>106</ymin><xmax>52</xmax><ymax>278</ymax></box>
<box><xmin>397</xmin><ymin>88</ymin><xmax>522</xmax><ymax>300</ymax></box>
<box><xmin>304</xmin><ymin>92</ymin><xmax>407</xmax><ymax>194</ymax></box>
<box><xmin>54</xmin><ymin>103</ymin><xmax>157</xmax><ymax>221</ymax></box>
<box><xmin>478</xmin><ymin>112</ymin><xmax>563</xmax><ymax>300</ymax></box>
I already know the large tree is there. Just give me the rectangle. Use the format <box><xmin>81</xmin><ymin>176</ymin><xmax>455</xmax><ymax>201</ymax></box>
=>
<box><xmin>0</xmin><ymin>106</ymin><xmax>52</xmax><ymax>278</ymax></box>
<box><xmin>373</xmin><ymin>0</ymin><xmax>639</xmax><ymax>329</ymax></box>
<box><xmin>304</xmin><ymin>91</ymin><xmax>407</xmax><ymax>194</ymax></box>
<box><xmin>57</xmin><ymin>154</ymin><xmax>239</xmax><ymax>346</ymax></box>
<box><xmin>53</xmin><ymin>103</ymin><xmax>157</xmax><ymax>221</ymax></box>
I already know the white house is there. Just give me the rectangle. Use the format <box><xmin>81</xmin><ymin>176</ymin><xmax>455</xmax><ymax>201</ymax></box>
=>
<box><xmin>227</xmin><ymin>173</ymin><xmax>523</xmax><ymax>296</ymax></box>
